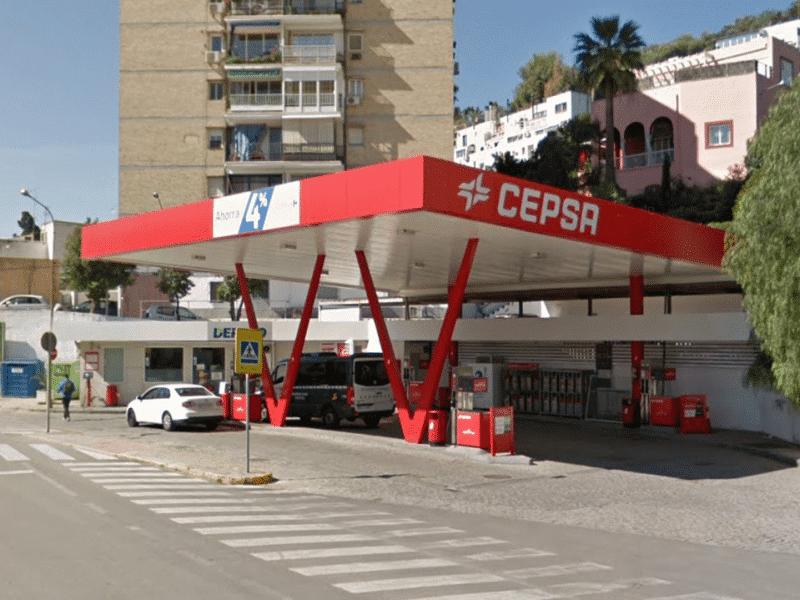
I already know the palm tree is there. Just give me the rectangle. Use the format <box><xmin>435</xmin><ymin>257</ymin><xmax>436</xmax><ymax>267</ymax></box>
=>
<box><xmin>574</xmin><ymin>16</ymin><xmax>645</xmax><ymax>186</ymax></box>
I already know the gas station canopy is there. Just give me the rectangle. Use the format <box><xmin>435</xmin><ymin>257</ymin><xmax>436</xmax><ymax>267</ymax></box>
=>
<box><xmin>82</xmin><ymin>156</ymin><xmax>731</xmax><ymax>301</ymax></box>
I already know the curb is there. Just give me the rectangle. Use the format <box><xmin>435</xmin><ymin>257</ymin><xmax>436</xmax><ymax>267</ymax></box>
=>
<box><xmin>112</xmin><ymin>451</ymin><xmax>275</xmax><ymax>486</ymax></box>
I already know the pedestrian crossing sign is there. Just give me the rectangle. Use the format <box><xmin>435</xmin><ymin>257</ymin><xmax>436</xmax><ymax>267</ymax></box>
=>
<box><xmin>234</xmin><ymin>328</ymin><xmax>263</xmax><ymax>375</ymax></box>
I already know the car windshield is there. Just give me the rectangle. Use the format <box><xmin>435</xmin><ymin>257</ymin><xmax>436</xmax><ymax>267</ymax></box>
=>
<box><xmin>175</xmin><ymin>386</ymin><xmax>214</xmax><ymax>397</ymax></box>
<box><xmin>354</xmin><ymin>360</ymin><xmax>390</xmax><ymax>386</ymax></box>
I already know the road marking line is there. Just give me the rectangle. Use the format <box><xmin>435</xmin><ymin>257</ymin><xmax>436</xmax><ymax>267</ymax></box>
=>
<box><xmin>0</xmin><ymin>444</ymin><xmax>29</xmax><ymax>461</ymax></box>
<box><xmin>343</xmin><ymin>518</ymin><xmax>425</xmax><ymax>527</ymax></box>
<box><xmin>117</xmin><ymin>491</ymin><xmax>232</xmax><ymax>497</ymax></box>
<box><xmin>252</xmin><ymin>545</ymin><xmax>412</xmax><ymax>562</ymax></box>
<box><xmin>73</xmin><ymin>448</ymin><xmax>118</xmax><ymax>460</ymax></box>
<box><xmin>151</xmin><ymin>505</ymin><xmax>273</xmax><ymax>514</ymax></box>
<box><xmin>172</xmin><ymin>510</ymin><xmax>390</xmax><ymax>524</ymax></box>
<box><xmin>468</xmin><ymin>548</ymin><xmax>556</xmax><ymax>561</ymax></box>
<box><xmin>544</xmin><ymin>577</ymin><xmax>671</xmax><ymax>597</ymax></box>
<box><xmin>404</xmin><ymin>590</ymin><xmax>557</xmax><ymax>600</ymax></box>
<box><xmin>505</xmin><ymin>562</ymin><xmax>612</xmax><ymax>579</ymax></box>
<box><xmin>30</xmin><ymin>444</ymin><xmax>75</xmax><ymax>461</ymax></box>
<box><xmin>423</xmin><ymin>537</ymin><xmax>508</xmax><ymax>549</ymax></box>
<box><xmin>68</xmin><ymin>462</ymin><xmax>143</xmax><ymax>467</ymax></box>
<box><xmin>90</xmin><ymin>477</ymin><xmax>192</xmax><ymax>483</ymax></box>
<box><xmin>132</xmin><ymin>498</ymin><xmax>254</xmax><ymax>505</ymax></box>
<box><xmin>87</xmin><ymin>472</ymin><xmax>182</xmax><ymax>478</ymax></box>
<box><xmin>104</xmin><ymin>484</ymin><xmax>217</xmax><ymax>490</ymax></box>
<box><xmin>291</xmin><ymin>557</ymin><xmax>458</xmax><ymax>576</ymax></box>
<box><xmin>0</xmin><ymin>469</ymin><xmax>35</xmax><ymax>476</ymax></box>
<box><xmin>334</xmin><ymin>572</ymin><xmax>504</xmax><ymax>593</ymax></box>
<box><xmin>222</xmin><ymin>533</ymin><xmax>375</xmax><ymax>548</ymax></box>
<box><xmin>386</xmin><ymin>526</ymin><xmax>464</xmax><ymax>537</ymax></box>
<box><xmin>644</xmin><ymin>593</ymin><xmax>742</xmax><ymax>600</ymax></box>
<box><xmin>195</xmin><ymin>523</ymin><xmax>339</xmax><ymax>535</ymax></box>
<box><xmin>71</xmin><ymin>466</ymin><xmax>162</xmax><ymax>472</ymax></box>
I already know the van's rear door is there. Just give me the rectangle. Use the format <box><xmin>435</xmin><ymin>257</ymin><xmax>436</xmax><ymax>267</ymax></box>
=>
<box><xmin>352</xmin><ymin>357</ymin><xmax>394</xmax><ymax>412</ymax></box>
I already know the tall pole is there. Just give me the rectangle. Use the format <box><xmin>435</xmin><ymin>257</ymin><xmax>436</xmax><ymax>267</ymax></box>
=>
<box><xmin>20</xmin><ymin>189</ymin><xmax>55</xmax><ymax>433</ymax></box>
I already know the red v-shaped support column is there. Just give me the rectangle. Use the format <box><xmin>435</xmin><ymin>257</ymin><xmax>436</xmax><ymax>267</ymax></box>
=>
<box><xmin>275</xmin><ymin>254</ymin><xmax>327</xmax><ymax>427</ymax></box>
<box><xmin>357</xmin><ymin>239</ymin><xmax>479</xmax><ymax>444</ymax></box>
<box><xmin>235</xmin><ymin>262</ymin><xmax>277</xmax><ymax>417</ymax></box>
<box><xmin>235</xmin><ymin>256</ymin><xmax>326</xmax><ymax>426</ymax></box>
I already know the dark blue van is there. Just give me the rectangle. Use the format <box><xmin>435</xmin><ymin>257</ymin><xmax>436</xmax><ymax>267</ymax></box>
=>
<box><xmin>272</xmin><ymin>353</ymin><xmax>394</xmax><ymax>428</ymax></box>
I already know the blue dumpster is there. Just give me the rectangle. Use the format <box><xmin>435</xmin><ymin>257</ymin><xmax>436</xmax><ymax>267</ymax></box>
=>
<box><xmin>1</xmin><ymin>360</ymin><xmax>44</xmax><ymax>398</ymax></box>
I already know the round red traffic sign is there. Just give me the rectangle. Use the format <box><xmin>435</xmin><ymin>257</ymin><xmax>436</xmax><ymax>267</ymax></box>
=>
<box><xmin>50</xmin><ymin>349</ymin><xmax>57</xmax><ymax>360</ymax></box>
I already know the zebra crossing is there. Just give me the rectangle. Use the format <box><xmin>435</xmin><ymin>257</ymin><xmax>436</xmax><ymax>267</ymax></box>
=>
<box><xmin>1</xmin><ymin>441</ymin><xmax>743</xmax><ymax>600</ymax></box>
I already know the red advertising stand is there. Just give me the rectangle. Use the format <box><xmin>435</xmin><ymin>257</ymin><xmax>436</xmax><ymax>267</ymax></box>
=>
<box><xmin>679</xmin><ymin>394</ymin><xmax>711</xmax><ymax>434</ymax></box>
<box><xmin>490</xmin><ymin>406</ymin><xmax>515</xmax><ymax>456</ymax></box>
<box><xmin>650</xmin><ymin>396</ymin><xmax>679</xmax><ymax>427</ymax></box>
<box><xmin>231</xmin><ymin>393</ymin><xmax>262</xmax><ymax>422</ymax></box>
<box><xmin>456</xmin><ymin>411</ymin><xmax>490</xmax><ymax>449</ymax></box>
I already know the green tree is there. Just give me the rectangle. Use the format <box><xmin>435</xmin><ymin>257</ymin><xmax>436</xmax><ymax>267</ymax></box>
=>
<box><xmin>724</xmin><ymin>79</ymin><xmax>800</xmax><ymax>408</ymax></box>
<box><xmin>574</xmin><ymin>15</ymin><xmax>645</xmax><ymax>186</ymax></box>
<box><xmin>17</xmin><ymin>211</ymin><xmax>41</xmax><ymax>240</ymax></box>
<box><xmin>156</xmin><ymin>269</ymin><xmax>194</xmax><ymax>319</ymax></box>
<box><xmin>215</xmin><ymin>275</ymin><xmax>268</xmax><ymax>321</ymax></box>
<box><xmin>511</xmin><ymin>52</ymin><xmax>578</xmax><ymax>110</ymax></box>
<box><xmin>494</xmin><ymin>114</ymin><xmax>600</xmax><ymax>192</ymax></box>
<box><xmin>61</xmin><ymin>222</ymin><xmax>137</xmax><ymax>313</ymax></box>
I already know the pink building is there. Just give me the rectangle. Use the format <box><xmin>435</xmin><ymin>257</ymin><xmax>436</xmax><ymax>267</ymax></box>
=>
<box><xmin>591</xmin><ymin>25</ymin><xmax>800</xmax><ymax>195</ymax></box>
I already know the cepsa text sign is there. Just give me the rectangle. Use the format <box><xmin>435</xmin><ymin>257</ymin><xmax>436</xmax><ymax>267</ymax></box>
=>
<box><xmin>234</xmin><ymin>328</ymin><xmax>263</xmax><ymax>375</ymax></box>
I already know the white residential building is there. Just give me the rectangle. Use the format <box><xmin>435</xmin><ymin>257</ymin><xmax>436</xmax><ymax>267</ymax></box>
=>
<box><xmin>453</xmin><ymin>90</ymin><xmax>591</xmax><ymax>170</ymax></box>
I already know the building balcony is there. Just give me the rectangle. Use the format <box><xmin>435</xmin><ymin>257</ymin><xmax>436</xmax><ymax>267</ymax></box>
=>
<box><xmin>227</xmin><ymin>0</ymin><xmax>345</xmax><ymax>16</ymax></box>
<box><xmin>227</xmin><ymin>142</ymin><xmax>344</xmax><ymax>163</ymax></box>
<box><xmin>228</xmin><ymin>92</ymin><xmax>341</xmax><ymax>117</ymax></box>
<box><xmin>620</xmin><ymin>148</ymin><xmax>674</xmax><ymax>170</ymax></box>
<box><xmin>227</xmin><ymin>45</ymin><xmax>341</xmax><ymax>66</ymax></box>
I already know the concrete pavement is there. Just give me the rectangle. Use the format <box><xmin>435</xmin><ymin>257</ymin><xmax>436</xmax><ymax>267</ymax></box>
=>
<box><xmin>4</xmin><ymin>394</ymin><xmax>800</xmax><ymax>556</ymax></box>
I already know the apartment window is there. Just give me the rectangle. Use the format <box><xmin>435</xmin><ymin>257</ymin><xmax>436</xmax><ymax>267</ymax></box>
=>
<box><xmin>348</xmin><ymin>126</ymin><xmax>365</xmax><ymax>147</ymax></box>
<box><xmin>348</xmin><ymin>34</ymin><xmax>363</xmax><ymax>51</ymax></box>
<box><xmin>461</xmin><ymin>135</ymin><xmax>467</xmax><ymax>146</ymax></box>
<box><xmin>555</xmin><ymin>102</ymin><xmax>567</xmax><ymax>114</ymax></box>
<box><xmin>207</xmin><ymin>177</ymin><xmax>225</xmax><ymax>198</ymax></box>
<box><xmin>706</xmin><ymin>121</ymin><xmax>733</xmax><ymax>148</ymax></box>
<box><xmin>780</xmin><ymin>57</ymin><xmax>794</xmax><ymax>86</ymax></box>
<box><xmin>350</xmin><ymin>0</ymin><xmax>362</xmax><ymax>3</ymax></box>
<box><xmin>208</xmin><ymin>131</ymin><xmax>223</xmax><ymax>150</ymax></box>
<box><xmin>209</xmin><ymin>82</ymin><xmax>223</xmax><ymax>100</ymax></box>
<box><xmin>210</xmin><ymin>36</ymin><xmax>223</xmax><ymax>52</ymax></box>
<box><xmin>348</xmin><ymin>79</ymin><xmax>364</xmax><ymax>99</ymax></box>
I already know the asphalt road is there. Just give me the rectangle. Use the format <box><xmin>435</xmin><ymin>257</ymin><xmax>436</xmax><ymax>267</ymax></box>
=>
<box><xmin>1</xmin><ymin>433</ymin><xmax>797</xmax><ymax>600</ymax></box>
<box><xmin>1</xmin><ymin>405</ymin><xmax>799</xmax><ymax>599</ymax></box>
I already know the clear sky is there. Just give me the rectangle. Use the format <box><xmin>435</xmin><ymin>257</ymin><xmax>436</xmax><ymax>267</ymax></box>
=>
<box><xmin>0</xmin><ymin>0</ymin><xmax>792</xmax><ymax>239</ymax></box>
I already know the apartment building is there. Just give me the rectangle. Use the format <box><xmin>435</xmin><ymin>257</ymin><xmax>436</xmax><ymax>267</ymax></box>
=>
<box><xmin>119</xmin><ymin>0</ymin><xmax>454</xmax><ymax>216</ymax></box>
<box><xmin>592</xmin><ymin>20</ymin><xmax>800</xmax><ymax>195</ymax></box>
<box><xmin>452</xmin><ymin>90</ymin><xmax>591</xmax><ymax>171</ymax></box>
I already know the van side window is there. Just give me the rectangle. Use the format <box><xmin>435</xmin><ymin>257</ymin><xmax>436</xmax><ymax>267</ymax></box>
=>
<box><xmin>296</xmin><ymin>362</ymin><xmax>326</xmax><ymax>386</ymax></box>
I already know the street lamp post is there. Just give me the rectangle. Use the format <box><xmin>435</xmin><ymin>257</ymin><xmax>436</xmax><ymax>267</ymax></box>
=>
<box><xmin>20</xmin><ymin>189</ymin><xmax>56</xmax><ymax>433</ymax></box>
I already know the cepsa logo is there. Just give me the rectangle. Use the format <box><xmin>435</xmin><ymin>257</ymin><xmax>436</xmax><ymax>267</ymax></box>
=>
<box><xmin>459</xmin><ymin>173</ymin><xmax>600</xmax><ymax>236</ymax></box>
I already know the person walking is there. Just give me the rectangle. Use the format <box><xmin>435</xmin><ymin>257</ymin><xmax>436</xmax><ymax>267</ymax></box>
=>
<box><xmin>57</xmin><ymin>375</ymin><xmax>75</xmax><ymax>421</ymax></box>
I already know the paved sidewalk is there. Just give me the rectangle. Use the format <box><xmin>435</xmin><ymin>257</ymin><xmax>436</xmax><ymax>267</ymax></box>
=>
<box><xmin>3</xmin><ymin>395</ymin><xmax>798</xmax><ymax>478</ymax></box>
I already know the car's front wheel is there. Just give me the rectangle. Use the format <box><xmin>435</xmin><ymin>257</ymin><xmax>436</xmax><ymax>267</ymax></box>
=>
<box><xmin>127</xmin><ymin>410</ymin><xmax>138</xmax><ymax>428</ymax></box>
<box><xmin>162</xmin><ymin>411</ymin><xmax>176</xmax><ymax>431</ymax></box>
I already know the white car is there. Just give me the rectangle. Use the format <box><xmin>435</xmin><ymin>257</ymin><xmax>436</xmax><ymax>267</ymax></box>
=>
<box><xmin>126</xmin><ymin>384</ymin><xmax>224</xmax><ymax>431</ymax></box>
<box><xmin>0</xmin><ymin>294</ymin><xmax>49</xmax><ymax>309</ymax></box>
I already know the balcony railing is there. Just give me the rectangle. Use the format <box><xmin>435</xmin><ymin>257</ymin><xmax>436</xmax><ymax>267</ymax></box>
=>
<box><xmin>282</xmin><ymin>44</ymin><xmax>338</xmax><ymax>64</ymax></box>
<box><xmin>228</xmin><ymin>142</ymin><xmax>344</xmax><ymax>162</ymax></box>
<box><xmin>228</xmin><ymin>45</ymin><xmax>339</xmax><ymax>65</ymax></box>
<box><xmin>228</xmin><ymin>0</ymin><xmax>344</xmax><ymax>16</ymax></box>
<box><xmin>229</xmin><ymin>93</ymin><xmax>283</xmax><ymax>108</ymax></box>
<box><xmin>622</xmin><ymin>148</ymin><xmax>674</xmax><ymax>170</ymax></box>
